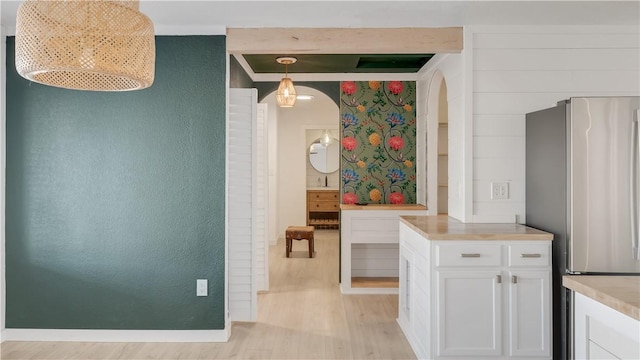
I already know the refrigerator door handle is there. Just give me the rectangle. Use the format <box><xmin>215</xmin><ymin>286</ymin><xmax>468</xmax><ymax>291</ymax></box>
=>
<box><xmin>520</xmin><ymin>253</ymin><xmax>542</xmax><ymax>258</ymax></box>
<box><xmin>632</xmin><ymin>111</ymin><xmax>639</xmax><ymax>260</ymax></box>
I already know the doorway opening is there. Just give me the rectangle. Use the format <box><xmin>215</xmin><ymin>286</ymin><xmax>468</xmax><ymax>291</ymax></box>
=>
<box><xmin>426</xmin><ymin>71</ymin><xmax>449</xmax><ymax>215</ymax></box>
<box><xmin>258</xmin><ymin>85</ymin><xmax>340</xmax><ymax>293</ymax></box>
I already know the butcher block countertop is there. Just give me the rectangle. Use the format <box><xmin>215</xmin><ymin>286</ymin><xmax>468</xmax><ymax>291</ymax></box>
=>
<box><xmin>563</xmin><ymin>275</ymin><xmax>640</xmax><ymax>321</ymax></box>
<box><xmin>340</xmin><ymin>204</ymin><xmax>427</xmax><ymax>211</ymax></box>
<box><xmin>399</xmin><ymin>215</ymin><xmax>553</xmax><ymax>241</ymax></box>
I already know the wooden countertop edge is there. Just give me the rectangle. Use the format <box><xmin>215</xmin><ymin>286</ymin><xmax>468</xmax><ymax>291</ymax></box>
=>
<box><xmin>340</xmin><ymin>204</ymin><xmax>427</xmax><ymax>211</ymax></box>
<box><xmin>400</xmin><ymin>217</ymin><xmax>554</xmax><ymax>241</ymax></box>
<box><xmin>563</xmin><ymin>276</ymin><xmax>640</xmax><ymax>321</ymax></box>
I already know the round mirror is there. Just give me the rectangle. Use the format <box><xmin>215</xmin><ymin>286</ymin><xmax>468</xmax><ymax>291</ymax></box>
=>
<box><xmin>309</xmin><ymin>138</ymin><xmax>339</xmax><ymax>173</ymax></box>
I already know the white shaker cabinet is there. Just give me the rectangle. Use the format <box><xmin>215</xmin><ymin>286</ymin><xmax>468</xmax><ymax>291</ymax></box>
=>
<box><xmin>508</xmin><ymin>269</ymin><xmax>551</xmax><ymax>357</ymax></box>
<box><xmin>436</xmin><ymin>269</ymin><xmax>503</xmax><ymax>356</ymax></box>
<box><xmin>398</xmin><ymin>220</ymin><xmax>552</xmax><ymax>360</ymax></box>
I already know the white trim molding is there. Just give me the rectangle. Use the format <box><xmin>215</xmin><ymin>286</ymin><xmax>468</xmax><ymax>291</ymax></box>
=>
<box><xmin>1</xmin><ymin>23</ymin><xmax>7</xmax><ymax>343</ymax></box>
<box><xmin>1</xmin><ymin>328</ymin><xmax>231</xmax><ymax>343</ymax></box>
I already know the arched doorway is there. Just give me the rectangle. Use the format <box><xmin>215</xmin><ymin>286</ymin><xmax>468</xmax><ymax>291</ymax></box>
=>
<box><xmin>425</xmin><ymin>71</ymin><xmax>449</xmax><ymax>215</ymax></box>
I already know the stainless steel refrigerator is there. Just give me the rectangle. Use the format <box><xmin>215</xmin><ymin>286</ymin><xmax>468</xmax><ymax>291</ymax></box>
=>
<box><xmin>526</xmin><ymin>97</ymin><xmax>640</xmax><ymax>360</ymax></box>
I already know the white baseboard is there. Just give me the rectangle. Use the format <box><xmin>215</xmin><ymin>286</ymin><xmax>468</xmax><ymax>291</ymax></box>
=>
<box><xmin>1</xmin><ymin>328</ymin><xmax>231</xmax><ymax>343</ymax></box>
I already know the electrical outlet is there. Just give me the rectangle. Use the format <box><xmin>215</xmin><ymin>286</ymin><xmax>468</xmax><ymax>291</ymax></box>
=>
<box><xmin>197</xmin><ymin>279</ymin><xmax>208</xmax><ymax>297</ymax></box>
<box><xmin>491</xmin><ymin>182</ymin><xmax>509</xmax><ymax>200</ymax></box>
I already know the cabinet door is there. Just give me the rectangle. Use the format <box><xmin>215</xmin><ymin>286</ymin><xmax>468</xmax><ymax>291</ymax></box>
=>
<box><xmin>508</xmin><ymin>270</ymin><xmax>551</xmax><ymax>357</ymax></box>
<box><xmin>398</xmin><ymin>245</ymin><xmax>414</xmax><ymax>328</ymax></box>
<box><xmin>436</xmin><ymin>270</ymin><xmax>502</xmax><ymax>357</ymax></box>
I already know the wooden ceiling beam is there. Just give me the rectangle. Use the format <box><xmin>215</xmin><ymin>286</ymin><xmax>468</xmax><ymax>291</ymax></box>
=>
<box><xmin>226</xmin><ymin>27</ymin><xmax>463</xmax><ymax>54</ymax></box>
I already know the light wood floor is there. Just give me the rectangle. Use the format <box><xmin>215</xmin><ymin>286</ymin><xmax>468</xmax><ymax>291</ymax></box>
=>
<box><xmin>1</xmin><ymin>229</ymin><xmax>416</xmax><ymax>359</ymax></box>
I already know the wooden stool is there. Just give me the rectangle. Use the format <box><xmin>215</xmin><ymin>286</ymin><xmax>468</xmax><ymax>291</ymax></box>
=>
<box><xmin>285</xmin><ymin>226</ymin><xmax>315</xmax><ymax>258</ymax></box>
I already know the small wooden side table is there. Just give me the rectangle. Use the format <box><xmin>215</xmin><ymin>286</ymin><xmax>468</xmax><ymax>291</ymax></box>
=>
<box><xmin>285</xmin><ymin>226</ymin><xmax>315</xmax><ymax>258</ymax></box>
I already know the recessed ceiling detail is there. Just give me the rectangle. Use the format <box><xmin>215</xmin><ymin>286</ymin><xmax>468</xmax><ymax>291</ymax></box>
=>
<box><xmin>244</xmin><ymin>54</ymin><xmax>434</xmax><ymax>74</ymax></box>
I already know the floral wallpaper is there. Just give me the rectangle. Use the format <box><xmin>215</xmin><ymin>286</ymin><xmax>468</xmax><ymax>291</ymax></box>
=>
<box><xmin>340</xmin><ymin>81</ymin><xmax>417</xmax><ymax>204</ymax></box>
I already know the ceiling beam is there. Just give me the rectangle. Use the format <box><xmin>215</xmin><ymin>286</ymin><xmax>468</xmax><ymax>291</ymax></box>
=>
<box><xmin>227</xmin><ymin>27</ymin><xmax>463</xmax><ymax>54</ymax></box>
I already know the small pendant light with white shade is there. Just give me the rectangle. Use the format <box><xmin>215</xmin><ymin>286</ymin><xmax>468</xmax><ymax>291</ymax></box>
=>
<box><xmin>319</xmin><ymin>129</ymin><xmax>334</xmax><ymax>146</ymax></box>
<box><xmin>276</xmin><ymin>57</ymin><xmax>297</xmax><ymax>107</ymax></box>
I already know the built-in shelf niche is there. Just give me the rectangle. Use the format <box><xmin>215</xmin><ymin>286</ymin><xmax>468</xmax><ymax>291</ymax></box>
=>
<box><xmin>437</xmin><ymin>122</ymin><xmax>448</xmax><ymax>214</ymax></box>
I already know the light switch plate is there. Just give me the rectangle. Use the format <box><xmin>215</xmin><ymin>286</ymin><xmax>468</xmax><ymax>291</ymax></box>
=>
<box><xmin>196</xmin><ymin>279</ymin><xmax>208</xmax><ymax>297</ymax></box>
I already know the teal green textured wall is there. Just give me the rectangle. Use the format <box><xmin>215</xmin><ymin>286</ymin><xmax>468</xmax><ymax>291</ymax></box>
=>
<box><xmin>5</xmin><ymin>36</ymin><xmax>226</xmax><ymax>329</ymax></box>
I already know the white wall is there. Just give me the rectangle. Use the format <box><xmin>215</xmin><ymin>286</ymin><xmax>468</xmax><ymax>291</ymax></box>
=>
<box><xmin>470</xmin><ymin>25</ymin><xmax>640</xmax><ymax>223</ymax></box>
<box><xmin>266</xmin><ymin>101</ymin><xmax>278</xmax><ymax>245</ymax></box>
<box><xmin>262</xmin><ymin>86</ymin><xmax>339</xmax><ymax>240</ymax></box>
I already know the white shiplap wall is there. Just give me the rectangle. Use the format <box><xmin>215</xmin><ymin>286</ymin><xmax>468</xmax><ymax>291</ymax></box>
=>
<box><xmin>351</xmin><ymin>244</ymin><xmax>399</xmax><ymax>277</ymax></box>
<box><xmin>471</xmin><ymin>26</ymin><xmax>640</xmax><ymax>223</ymax></box>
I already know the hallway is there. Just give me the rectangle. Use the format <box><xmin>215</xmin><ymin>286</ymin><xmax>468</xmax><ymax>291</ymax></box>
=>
<box><xmin>1</xmin><ymin>230</ymin><xmax>415</xmax><ymax>359</ymax></box>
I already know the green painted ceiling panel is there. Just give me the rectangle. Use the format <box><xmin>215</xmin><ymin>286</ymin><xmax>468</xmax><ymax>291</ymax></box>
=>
<box><xmin>244</xmin><ymin>54</ymin><xmax>434</xmax><ymax>73</ymax></box>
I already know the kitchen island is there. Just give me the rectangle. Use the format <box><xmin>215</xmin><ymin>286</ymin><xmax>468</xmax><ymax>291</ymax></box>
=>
<box><xmin>398</xmin><ymin>215</ymin><xmax>553</xmax><ymax>359</ymax></box>
<box><xmin>563</xmin><ymin>275</ymin><xmax>640</xmax><ymax>360</ymax></box>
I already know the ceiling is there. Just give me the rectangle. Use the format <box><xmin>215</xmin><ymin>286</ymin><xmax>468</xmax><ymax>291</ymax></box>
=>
<box><xmin>1</xmin><ymin>1</ymin><xmax>638</xmax><ymax>76</ymax></box>
<box><xmin>2</xmin><ymin>1</ymin><xmax>639</xmax><ymax>33</ymax></box>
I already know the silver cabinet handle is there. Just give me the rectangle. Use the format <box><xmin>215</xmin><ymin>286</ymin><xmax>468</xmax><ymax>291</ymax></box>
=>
<box><xmin>496</xmin><ymin>275</ymin><xmax>502</xmax><ymax>284</ymax></box>
<box><xmin>512</xmin><ymin>275</ymin><xmax>518</xmax><ymax>284</ymax></box>
<box><xmin>460</xmin><ymin>253</ymin><xmax>481</xmax><ymax>258</ymax></box>
<box><xmin>520</xmin><ymin>253</ymin><xmax>541</xmax><ymax>258</ymax></box>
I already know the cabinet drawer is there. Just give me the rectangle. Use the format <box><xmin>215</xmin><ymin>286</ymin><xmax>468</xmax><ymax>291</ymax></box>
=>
<box><xmin>309</xmin><ymin>202</ymin><xmax>339</xmax><ymax>211</ymax></box>
<box><xmin>308</xmin><ymin>191</ymin><xmax>338</xmax><ymax>201</ymax></box>
<box><xmin>436</xmin><ymin>243</ymin><xmax>502</xmax><ymax>267</ymax></box>
<box><xmin>508</xmin><ymin>243</ymin><xmax>550</xmax><ymax>267</ymax></box>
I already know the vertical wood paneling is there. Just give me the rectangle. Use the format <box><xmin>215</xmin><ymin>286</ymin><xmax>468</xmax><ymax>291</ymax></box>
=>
<box><xmin>255</xmin><ymin>103</ymin><xmax>268</xmax><ymax>292</ymax></box>
<box><xmin>228</xmin><ymin>89</ymin><xmax>257</xmax><ymax>321</ymax></box>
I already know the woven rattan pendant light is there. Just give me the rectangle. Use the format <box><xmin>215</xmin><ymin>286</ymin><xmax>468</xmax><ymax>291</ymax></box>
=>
<box><xmin>15</xmin><ymin>0</ymin><xmax>155</xmax><ymax>91</ymax></box>
<box><xmin>276</xmin><ymin>57</ymin><xmax>297</xmax><ymax>107</ymax></box>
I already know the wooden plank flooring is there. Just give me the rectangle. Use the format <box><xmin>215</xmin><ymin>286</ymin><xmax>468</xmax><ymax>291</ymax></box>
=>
<box><xmin>1</xmin><ymin>229</ymin><xmax>416</xmax><ymax>359</ymax></box>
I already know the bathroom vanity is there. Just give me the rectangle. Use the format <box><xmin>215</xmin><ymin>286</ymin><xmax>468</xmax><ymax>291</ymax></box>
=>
<box><xmin>306</xmin><ymin>189</ymin><xmax>339</xmax><ymax>229</ymax></box>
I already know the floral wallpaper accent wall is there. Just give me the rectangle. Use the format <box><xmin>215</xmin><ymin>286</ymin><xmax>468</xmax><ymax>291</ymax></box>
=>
<box><xmin>340</xmin><ymin>80</ymin><xmax>417</xmax><ymax>204</ymax></box>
